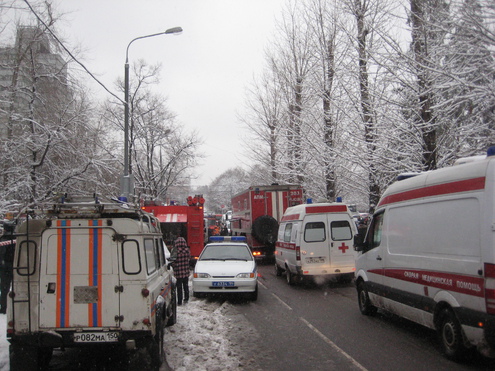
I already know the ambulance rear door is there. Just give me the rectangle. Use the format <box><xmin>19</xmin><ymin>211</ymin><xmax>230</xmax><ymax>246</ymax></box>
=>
<box><xmin>300</xmin><ymin>212</ymin><xmax>355</xmax><ymax>275</ymax></box>
<box><xmin>326</xmin><ymin>213</ymin><xmax>356</xmax><ymax>272</ymax></box>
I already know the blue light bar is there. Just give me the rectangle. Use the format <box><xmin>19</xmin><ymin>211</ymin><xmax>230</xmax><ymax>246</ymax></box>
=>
<box><xmin>209</xmin><ymin>236</ymin><xmax>247</xmax><ymax>242</ymax></box>
<box><xmin>231</xmin><ymin>236</ymin><xmax>247</xmax><ymax>242</ymax></box>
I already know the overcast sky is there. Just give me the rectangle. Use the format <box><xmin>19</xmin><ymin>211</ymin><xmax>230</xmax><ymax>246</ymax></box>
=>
<box><xmin>53</xmin><ymin>0</ymin><xmax>287</xmax><ymax>186</ymax></box>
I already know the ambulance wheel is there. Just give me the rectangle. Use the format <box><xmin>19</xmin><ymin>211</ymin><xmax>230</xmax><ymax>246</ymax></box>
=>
<box><xmin>286</xmin><ymin>268</ymin><xmax>295</xmax><ymax>285</ymax></box>
<box><xmin>275</xmin><ymin>262</ymin><xmax>283</xmax><ymax>276</ymax></box>
<box><xmin>438</xmin><ymin>309</ymin><xmax>469</xmax><ymax>361</ymax></box>
<box><xmin>357</xmin><ymin>281</ymin><xmax>377</xmax><ymax>316</ymax></box>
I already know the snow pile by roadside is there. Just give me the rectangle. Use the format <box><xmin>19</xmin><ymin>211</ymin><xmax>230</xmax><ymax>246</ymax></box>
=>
<box><xmin>0</xmin><ymin>297</ymin><xmax>262</xmax><ymax>371</ymax></box>
<box><xmin>164</xmin><ymin>297</ymin><xmax>261</xmax><ymax>371</ymax></box>
<box><xmin>0</xmin><ymin>315</ymin><xmax>9</xmax><ymax>371</ymax></box>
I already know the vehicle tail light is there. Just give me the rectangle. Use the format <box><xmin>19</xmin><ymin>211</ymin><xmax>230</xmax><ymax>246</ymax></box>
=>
<box><xmin>484</xmin><ymin>263</ymin><xmax>495</xmax><ymax>314</ymax></box>
<box><xmin>296</xmin><ymin>246</ymin><xmax>301</xmax><ymax>261</ymax></box>
<box><xmin>141</xmin><ymin>288</ymin><xmax>150</xmax><ymax>297</ymax></box>
<box><xmin>142</xmin><ymin>318</ymin><xmax>151</xmax><ymax>326</ymax></box>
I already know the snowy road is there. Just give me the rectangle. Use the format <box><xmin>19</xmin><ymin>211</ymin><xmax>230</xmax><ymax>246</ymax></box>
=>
<box><xmin>0</xmin><ymin>289</ymin><xmax>261</xmax><ymax>371</ymax></box>
<box><xmin>164</xmin><ymin>295</ymin><xmax>262</xmax><ymax>371</ymax></box>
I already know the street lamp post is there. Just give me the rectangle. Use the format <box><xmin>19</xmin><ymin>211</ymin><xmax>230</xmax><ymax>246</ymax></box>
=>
<box><xmin>121</xmin><ymin>27</ymin><xmax>183</xmax><ymax>201</ymax></box>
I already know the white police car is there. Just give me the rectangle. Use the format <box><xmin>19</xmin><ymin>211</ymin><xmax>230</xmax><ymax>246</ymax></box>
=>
<box><xmin>192</xmin><ymin>236</ymin><xmax>258</xmax><ymax>301</ymax></box>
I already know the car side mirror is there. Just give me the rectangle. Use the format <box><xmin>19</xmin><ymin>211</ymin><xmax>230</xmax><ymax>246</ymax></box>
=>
<box><xmin>353</xmin><ymin>230</ymin><xmax>368</xmax><ymax>252</ymax></box>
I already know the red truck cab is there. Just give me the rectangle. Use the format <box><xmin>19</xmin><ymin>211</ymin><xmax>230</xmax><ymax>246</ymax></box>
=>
<box><xmin>142</xmin><ymin>195</ymin><xmax>205</xmax><ymax>262</ymax></box>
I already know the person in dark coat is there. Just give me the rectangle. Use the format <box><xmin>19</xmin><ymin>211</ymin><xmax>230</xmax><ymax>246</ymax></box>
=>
<box><xmin>0</xmin><ymin>220</ymin><xmax>15</xmax><ymax>314</ymax></box>
<box><xmin>172</xmin><ymin>235</ymin><xmax>190</xmax><ymax>305</ymax></box>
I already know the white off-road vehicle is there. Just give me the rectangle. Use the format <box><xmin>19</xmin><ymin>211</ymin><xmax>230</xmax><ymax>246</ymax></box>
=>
<box><xmin>6</xmin><ymin>195</ymin><xmax>176</xmax><ymax>370</ymax></box>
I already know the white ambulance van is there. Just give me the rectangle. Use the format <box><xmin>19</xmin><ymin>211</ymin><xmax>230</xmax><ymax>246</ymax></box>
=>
<box><xmin>354</xmin><ymin>148</ymin><xmax>495</xmax><ymax>361</ymax></box>
<box><xmin>275</xmin><ymin>201</ymin><xmax>357</xmax><ymax>285</ymax></box>
<box><xmin>6</xmin><ymin>195</ymin><xmax>177</xmax><ymax>370</ymax></box>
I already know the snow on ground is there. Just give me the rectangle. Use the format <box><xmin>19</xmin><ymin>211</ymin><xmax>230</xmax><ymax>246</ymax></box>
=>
<box><xmin>0</xmin><ymin>315</ymin><xmax>9</xmax><ymax>371</ymax></box>
<box><xmin>0</xmin><ymin>295</ymin><xmax>263</xmax><ymax>371</ymax></box>
<box><xmin>164</xmin><ymin>295</ymin><xmax>263</xmax><ymax>371</ymax></box>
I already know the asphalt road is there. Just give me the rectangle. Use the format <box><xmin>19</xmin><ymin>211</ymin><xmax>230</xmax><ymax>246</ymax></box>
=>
<box><xmin>233</xmin><ymin>263</ymin><xmax>495</xmax><ymax>371</ymax></box>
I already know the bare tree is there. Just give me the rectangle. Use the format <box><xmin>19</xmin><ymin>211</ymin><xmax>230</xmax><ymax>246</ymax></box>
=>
<box><xmin>101</xmin><ymin>60</ymin><xmax>202</xmax><ymax>202</ymax></box>
<box><xmin>0</xmin><ymin>3</ymin><xmax>113</xmax><ymax>209</ymax></box>
<box><xmin>241</xmin><ymin>67</ymin><xmax>285</xmax><ymax>183</ymax></box>
<box><xmin>272</xmin><ymin>1</ymin><xmax>316</xmax><ymax>185</ymax></box>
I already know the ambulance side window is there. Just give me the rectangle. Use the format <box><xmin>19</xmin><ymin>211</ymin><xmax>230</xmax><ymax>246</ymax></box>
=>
<box><xmin>284</xmin><ymin>224</ymin><xmax>292</xmax><ymax>242</ymax></box>
<box><xmin>331</xmin><ymin>221</ymin><xmax>352</xmax><ymax>241</ymax></box>
<box><xmin>365</xmin><ymin>211</ymin><xmax>384</xmax><ymax>252</ymax></box>
<box><xmin>122</xmin><ymin>240</ymin><xmax>141</xmax><ymax>275</ymax></box>
<box><xmin>304</xmin><ymin>222</ymin><xmax>326</xmax><ymax>242</ymax></box>
<box><xmin>144</xmin><ymin>239</ymin><xmax>157</xmax><ymax>275</ymax></box>
<box><xmin>17</xmin><ymin>240</ymin><xmax>37</xmax><ymax>276</ymax></box>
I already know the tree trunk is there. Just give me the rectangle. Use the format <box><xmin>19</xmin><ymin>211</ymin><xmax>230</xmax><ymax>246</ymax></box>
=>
<box><xmin>411</xmin><ymin>0</ymin><xmax>437</xmax><ymax>170</ymax></box>
<box><xmin>355</xmin><ymin>0</ymin><xmax>380</xmax><ymax>211</ymax></box>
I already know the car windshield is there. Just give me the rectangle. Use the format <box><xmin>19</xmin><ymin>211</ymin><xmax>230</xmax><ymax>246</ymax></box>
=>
<box><xmin>200</xmin><ymin>244</ymin><xmax>253</xmax><ymax>261</ymax></box>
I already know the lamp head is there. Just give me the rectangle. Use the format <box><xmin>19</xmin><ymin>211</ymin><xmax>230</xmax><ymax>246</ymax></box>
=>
<box><xmin>165</xmin><ymin>27</ymin><xmax>183</xmax><ymax>35</ymax></box>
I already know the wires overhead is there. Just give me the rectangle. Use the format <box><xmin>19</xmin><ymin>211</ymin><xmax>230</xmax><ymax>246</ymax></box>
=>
<box><xmin>22</xmin><ymin>0</ymin><xmax>124</xmax><ymax>104</ymax></box>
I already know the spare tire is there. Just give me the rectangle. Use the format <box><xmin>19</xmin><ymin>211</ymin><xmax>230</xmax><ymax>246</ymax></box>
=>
<box><xmin>252</xmin><ymin>215</ymin><xmax>279</xmax><ymax>248</ymax></box>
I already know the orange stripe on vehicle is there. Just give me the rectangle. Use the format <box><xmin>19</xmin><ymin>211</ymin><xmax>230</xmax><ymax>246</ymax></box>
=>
<box><xmin>88</xmin><ymin>221</ymin><xmax>94</xmax><ymax>326</ymax></box>
<box><xmin>56</xmin><ymin>220</ymin><xmax>71</xmax><ymax>328</ymax></box>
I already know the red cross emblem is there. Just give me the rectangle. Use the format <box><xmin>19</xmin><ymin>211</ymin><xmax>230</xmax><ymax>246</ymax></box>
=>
<box><xmin>338</xmin><ymin>242</ymin><xmax>349</xmax><ymax>253</ymax></box>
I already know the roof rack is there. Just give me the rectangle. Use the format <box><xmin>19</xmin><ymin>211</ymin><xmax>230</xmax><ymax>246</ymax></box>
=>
<box><xmin>39</xmin><ymin>194</ymin><xmax>142</xmax><ymax>219</ymax></box>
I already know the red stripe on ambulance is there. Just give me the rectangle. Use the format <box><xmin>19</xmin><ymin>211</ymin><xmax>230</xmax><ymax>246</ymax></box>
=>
<box><xmin>377</xmin><ymin>177</ymin><xmax>485</xmax><ymax>208</ymax></box>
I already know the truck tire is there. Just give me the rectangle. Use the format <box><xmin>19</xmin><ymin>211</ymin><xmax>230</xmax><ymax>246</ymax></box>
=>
<box><xmin>166</xmin><ymin>289</ymin><xmax>177</xmax><ymax>327</ymax></box>
<box><xmin>357</xmin><ymin>281</ymin><xmax>377</xmax><ymax>316</ymax></box>
<box><xmin>252</xmin><ymin>215</ymin><xmax>278</xmax><ymax>246</ymax></box>
<box><xmin>275</xmin><ymin>262</ymin><xmax>283</xmax><ymax>276</ymax></box>
<box><xmin>438</xmin><ymin>308</ymin><xmax>470</xmax><ymax>361</ymax></box>
<box><xmin>9</xmin><ymin>344</ymin><xmax>51</xmax><ymax>371</ymax></box>
<box><xmin>151</xmin><ymin>326</ymin><xmax>165</xmax><ymax>370</ymax></box>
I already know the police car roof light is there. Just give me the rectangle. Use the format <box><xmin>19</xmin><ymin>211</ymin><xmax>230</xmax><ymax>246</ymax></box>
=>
<box><xmin>209</xmin><ymin>236</ymin><xmax>247</xmax><ymax>243</ymax></box>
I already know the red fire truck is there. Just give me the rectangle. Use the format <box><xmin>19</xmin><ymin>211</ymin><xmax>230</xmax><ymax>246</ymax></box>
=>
<box><xmin>142</xmin><ymin>195</ymin><xmax>205</xmax><ymax>262</ymax></box>
<box><xmin>231</xmin><ymin>184</ymin><xmax>304</xmax><ymax>260</ymax></box>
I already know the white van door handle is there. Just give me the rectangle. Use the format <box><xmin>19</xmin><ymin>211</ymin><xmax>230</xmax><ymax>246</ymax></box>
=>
<box><xmin>377</xmin><ymin>255</ymin><xmax>382</xmax><ymax>261</ymax></box>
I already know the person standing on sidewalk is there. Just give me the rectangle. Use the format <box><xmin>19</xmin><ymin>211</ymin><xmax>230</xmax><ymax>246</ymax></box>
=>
<box><xmin>172</xmin><ymin>233</ymin><xmax>190</xmax><ymax>305</ymax></box>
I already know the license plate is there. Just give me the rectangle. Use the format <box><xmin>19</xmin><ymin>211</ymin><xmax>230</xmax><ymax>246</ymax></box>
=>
<box><xmin>306</xmin><ymin>257</ymin><xmax>325</xmax><ymax>264</ymax></box>
<box><xmin>212</xmin><ymin>281</ymin><xmax>235</xmax><ymax>287</ymax></box>
<box><xmin>73</xmin><ymin>332</ymin><xmax>119</xmax><ymax>343</ymax></box>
